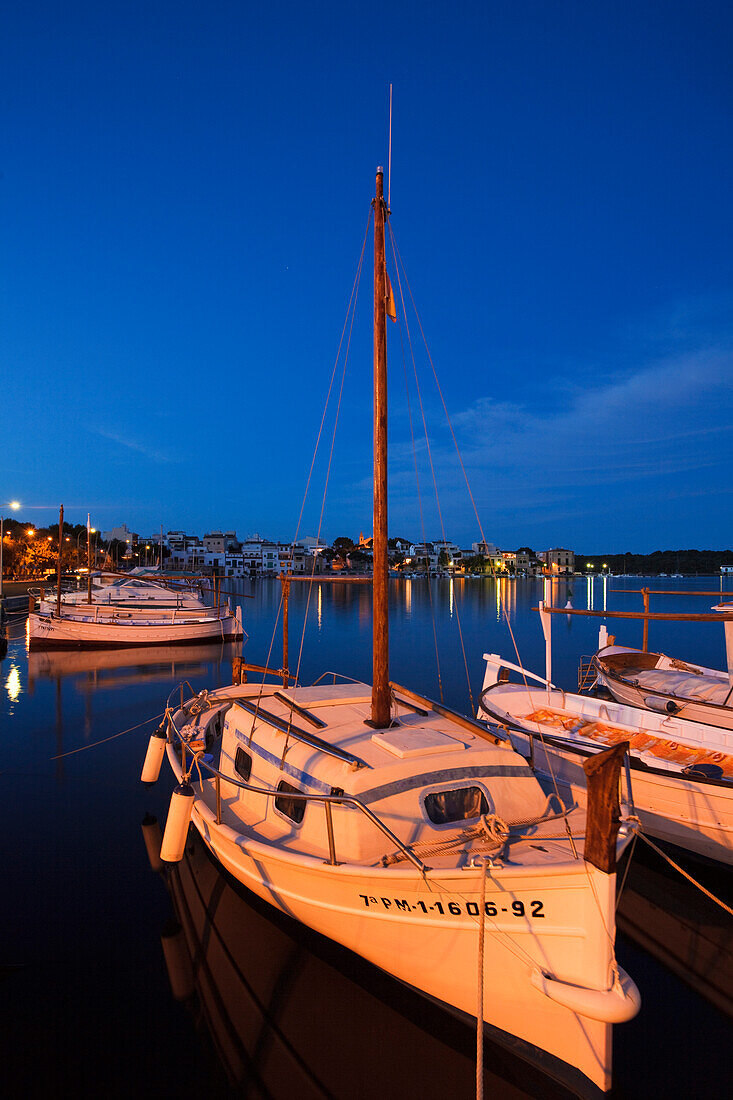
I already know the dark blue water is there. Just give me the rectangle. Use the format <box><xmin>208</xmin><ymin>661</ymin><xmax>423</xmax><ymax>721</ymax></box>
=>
<box><xmin>1</xmin><ymin>576</ymin><xmax>731</xmax><ymax>1098</ymax></box>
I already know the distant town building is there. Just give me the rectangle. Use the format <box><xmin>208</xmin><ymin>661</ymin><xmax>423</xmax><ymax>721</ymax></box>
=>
<box><xmin>102</xmin><ymin>523</ymin><xmax>138</xmax><ymax>544</ymax></box>
<box><xmin>472</xmin><ymin>540</ymin><xmax>498</xmax><ymax>558</ymax></box>
<box><xmin>540</xmin><ymin>548</ymin><xmax>575</xmax><ymax>575</ymax></box>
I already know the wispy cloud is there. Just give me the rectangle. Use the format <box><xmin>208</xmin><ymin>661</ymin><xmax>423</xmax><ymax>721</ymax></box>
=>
<box><xmin>93</xmin><ymin>428</ymin><xmax>179</xmax><ymax>465</ymax></box>
<box><xmin>439</xmin><ymin>347</ymin><xmax>733</xmax><ymax>484</ymax></box>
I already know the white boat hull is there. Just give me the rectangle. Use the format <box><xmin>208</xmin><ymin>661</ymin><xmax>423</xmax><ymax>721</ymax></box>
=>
<box><xmin>28</xmin><ymin>608</ymin><xmax>242</xmax><ymax>649</ymax></box>
<box><xmin>165</xmin><ymin>738</ymin><xmax>633</xmax><ymax>1097</ymax></box>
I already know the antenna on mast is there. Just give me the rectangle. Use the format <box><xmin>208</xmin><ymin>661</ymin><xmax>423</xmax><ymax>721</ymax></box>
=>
<box><xmin>387</xmin><ymin>84</ymin><xmax>393</xmax><ymax>209</ymax></box>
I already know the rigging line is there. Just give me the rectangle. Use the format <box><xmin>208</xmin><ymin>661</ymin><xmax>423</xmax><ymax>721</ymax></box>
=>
<box><xmin>293</xmin><ymin>216</ymin><xmax>370</xmax><ymax>697</ymax></box>
<box><xmin>614</xmin><ymin>830</ymin><xmax>638</xmax><ymax>911</ymax></box>
<box><xmin>391</xmin><ymin>266</ymin><xmax>442</xmax><ymax>699</ymax></box>
<box><xmin>290</xmin><ymin>209</ymin><xmax>373</xmax><ymax>552</ymax></box>
<box><xmin>390</xmin><ymin>232</ymin><xmax>553</xmax><ymax>711</ymax></box>
<box><xmin>388</xmin><ymin>224</ymin><xmax>473</xmax><ymax>709</ymax></box>
<box><xmin>387</xmin><ymin>83</ymin><xmax>393</xmax><ymax>210</ymax></box>
<box><xmin>390</xmin><ymin>233</ymin><xmax>570</xmax><ymax>836</ymax></box>
<box><xmin>250</xmin><ymin>210</ymin><xmax>373</xmax><ymax>733</ymax></box>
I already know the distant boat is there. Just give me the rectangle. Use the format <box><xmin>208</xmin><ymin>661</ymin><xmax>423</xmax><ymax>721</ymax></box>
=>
<box><xmin>28</xmin><ymin>574</ymin><xmax>242</xmax><ymax>650</ymax></box>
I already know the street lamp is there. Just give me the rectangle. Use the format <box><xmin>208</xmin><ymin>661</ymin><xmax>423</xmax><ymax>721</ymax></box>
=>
<box><xmin>0</xmin><ymin>501</ymin><xmax>21</xmax><ymax>598</ymax></box>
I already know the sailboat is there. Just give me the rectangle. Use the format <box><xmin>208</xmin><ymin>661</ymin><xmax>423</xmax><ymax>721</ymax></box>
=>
<box><xmin>146</xmin><ymin>167</ymin><xmax>639</xmax><ymax>1097</ymax></box>
<box><xmin>28</xmin><ymin>565</ymin><xmax>242</xmax><ymax>650</ymax></box>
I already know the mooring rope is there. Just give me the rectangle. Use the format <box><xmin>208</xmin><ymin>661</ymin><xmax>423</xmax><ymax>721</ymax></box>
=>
<box><xmin>636</xmin><ymin>830</ymin><xmax>733</xmax><ymax>916</ymax></box>
<box><xmin>49</xmin><ymin>712</ymin><xmax>164</xmax><ymax>760</ymax></box>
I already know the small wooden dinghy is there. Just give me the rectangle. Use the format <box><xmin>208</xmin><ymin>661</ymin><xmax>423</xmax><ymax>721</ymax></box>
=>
<box><xmin>595</xmin><ymin>623</ymin><xmax>733</xmax><ymax>731</ymax></box>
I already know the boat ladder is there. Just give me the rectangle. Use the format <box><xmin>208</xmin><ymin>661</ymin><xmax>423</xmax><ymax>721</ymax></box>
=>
<box><xmin>577</xmin><ymin>655</ymin><xmax>597</xmax><ymax>693</ymax></box>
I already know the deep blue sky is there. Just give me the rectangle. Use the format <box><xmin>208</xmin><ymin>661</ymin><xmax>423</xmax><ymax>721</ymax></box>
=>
<box><xmin>2</xmin><ymin>2</ymin><xmax>732</xmax><ymax>552</ymax></box>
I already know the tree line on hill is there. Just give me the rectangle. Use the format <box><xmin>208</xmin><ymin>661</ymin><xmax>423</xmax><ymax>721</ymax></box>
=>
<box><xmin>580</xmin><ymin>549</ymin><xmax>733</xmax><ymax>575</ymax></box>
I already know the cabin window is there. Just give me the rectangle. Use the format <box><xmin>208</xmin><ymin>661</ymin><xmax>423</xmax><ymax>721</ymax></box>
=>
<box><xmin>234</xmin><ymin>746</ymin><xmax>252</xmax><ymax>782</ymax></box>
<box><xmin>275</xmin><ymin>780</ymin><xmax>306</xmax><ymax>824</ymax></box>
<box><xmin>424</xmin><ymin>786</ymin><xmax>488</xmax><ymax>825</ymax></box>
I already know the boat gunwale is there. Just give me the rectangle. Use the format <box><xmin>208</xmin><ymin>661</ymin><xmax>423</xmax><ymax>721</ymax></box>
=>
<box><xmin>478</xmin><ymin>682</ymin><xmax>733</xmax><ymax>790</ymax></box>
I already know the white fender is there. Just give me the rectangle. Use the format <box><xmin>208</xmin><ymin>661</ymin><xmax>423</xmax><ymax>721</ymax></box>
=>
<box><xmin>140</xmin><ymin>727</ymin><xmax>167</xmax><ymax>784</ymax></box>
<box><xmin>531</xmin><ymin>966</ymin><xmax>641</xmax><ymax>1023</ymax></box>
<box><xmin>160</xmin><ymin>783</ymin><xmax>195</xmax><ymax>862</ymax></box>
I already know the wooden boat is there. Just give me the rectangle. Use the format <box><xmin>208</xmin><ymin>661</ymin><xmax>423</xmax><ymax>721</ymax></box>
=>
<box><xmin>28</xmin><ymin>599</ymin><xmax>242</xmax><ymax>649</ymax></box>
<box><xmin>479</xmin><ymin>653</ymin><xmax>733</xmax><ymax>866</ymax></box>
<box><xmin>594</xmin><ymin>609</ymin><xmax>733</xmax><ymax>731</ymax></box>
<box><xmin>148</xmin><ymin>167</ymin><xmax>640</xmax><ymax>1097</ymax></box>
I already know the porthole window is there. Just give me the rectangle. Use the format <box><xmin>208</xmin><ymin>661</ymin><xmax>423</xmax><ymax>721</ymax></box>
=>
<box><xmin>424</xmin><ymin>786</ymin><xmax>488</xmax><ymax>825</ymax></box>
<box><xmin>234</xmin><ymin>746</ymin><xmax>252</xmax><ymax>782</ymax></box>
<box><xmin>275</xmin><ymin>780</ymin><xmax>306</xmax><ymax>824</ymax></box>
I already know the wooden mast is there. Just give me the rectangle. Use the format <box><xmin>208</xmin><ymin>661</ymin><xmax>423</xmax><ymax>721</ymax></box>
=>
<box><xmin>372</xmin><ymin>167</ymin><xmax>390</xmax><ymax>727</ymax></box>
<box><xmin>56</xmin><ymin>504</ymin><xmax>63</xmax><ymax>617</ymax></box>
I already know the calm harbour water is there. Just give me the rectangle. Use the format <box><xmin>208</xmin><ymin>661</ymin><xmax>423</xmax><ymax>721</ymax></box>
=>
<box><xmin>1</xmin><ymin>575</ymin><xmax>731</xmax><ymax>1099</ymax></box>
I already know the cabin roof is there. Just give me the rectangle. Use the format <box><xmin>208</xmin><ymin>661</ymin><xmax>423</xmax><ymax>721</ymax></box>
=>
<box><xmin>227</xmin><ymin>686</ymin><xmax>527</xmax><ymax>801</ymax></box>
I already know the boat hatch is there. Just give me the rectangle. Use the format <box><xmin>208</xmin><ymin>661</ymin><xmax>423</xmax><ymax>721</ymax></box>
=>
<box><xmin>372</xmin><ymin>728</ymin><xmax>465</xmax><ymax>759</ymax></box>
<box><xmin>279</xmin><ymin>684</ymin><xmax>372</xmax><ymax>709</ymax></box>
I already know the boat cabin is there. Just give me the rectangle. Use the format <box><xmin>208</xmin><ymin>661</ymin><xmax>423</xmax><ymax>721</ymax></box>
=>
<box><xmin>209</xmin><ymin>683</ymin><xmax>551</xmax><ymax>865</ymax></box>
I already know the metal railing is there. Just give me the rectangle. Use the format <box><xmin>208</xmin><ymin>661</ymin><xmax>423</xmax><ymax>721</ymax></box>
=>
<box><xmin>168</xmin><ymin>689</ymin><xmax>429</xmax><ymax>873</ymax></box>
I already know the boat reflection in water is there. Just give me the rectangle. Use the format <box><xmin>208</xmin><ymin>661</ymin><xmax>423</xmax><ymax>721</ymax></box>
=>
<box><xmin>617</xmin><ymin>849</ymin><xmax>733</xmax><ymax>1019</ymax></box>
<box><xmin>27</xmin><ymin>642</ymin><xmax>238</xmax><ymax>692</ymax></box>
<box><xmin>153</xmin><ymin>828</ymin><xmax>570</xmax><ymax>1100</ymax></box>
<box><xmin>147</xmin><ymin>830</ymin><xmax>733</xmax><ymax>1100</ymax></box>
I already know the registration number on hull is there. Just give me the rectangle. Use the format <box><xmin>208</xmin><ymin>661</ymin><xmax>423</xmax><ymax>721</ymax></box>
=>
<box><xmin>359</xmin><ymin>895</ymin><xmax>545</xmax><ymax>918</ymax></box>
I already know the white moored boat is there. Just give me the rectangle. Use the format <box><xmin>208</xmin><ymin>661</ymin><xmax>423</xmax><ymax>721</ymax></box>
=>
<box><xmin>146</xmin><ymin>167</ymin><xmax>640</xmax><ymax>1097</ymax></box>
<box><xmin>594</xmin><ymin>605</ymin><xmax>733</xmax><ymax>731</ymax></box>
<box><xmin>479</xmin><ymin>653</ymin><xmax>733</xmax><ymax>867</ymax></box>
<box><xmin>155</xmin><ymin>676</ymin><xmax>638</xmax><ymax>1097</ymax></box>
<box><xmin>28</xmin><ymin>598</ymin><xmax>242</xmax><ymax>649</ymax></box>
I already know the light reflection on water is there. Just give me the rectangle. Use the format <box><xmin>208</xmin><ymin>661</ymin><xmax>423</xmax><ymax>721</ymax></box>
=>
<box><xmin>1</xmin><ymin>574</ymin><xmax>732</xmax><ymax>1098</ymax></box>
<box><xmin>5</xmin><ymin>662</ymin><xmax>21</xmax><ymax>702</ymax></box>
